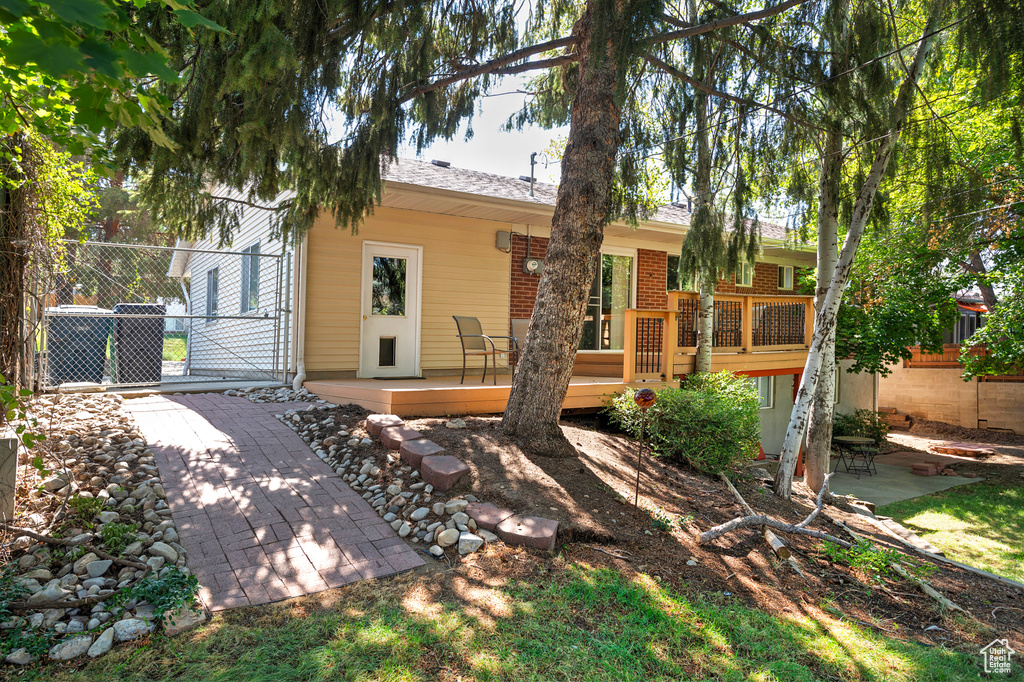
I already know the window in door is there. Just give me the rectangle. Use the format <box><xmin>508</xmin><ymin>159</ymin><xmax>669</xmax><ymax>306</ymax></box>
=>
<box><xmin>580</xmin><ymin>253</ymin><xmax>634</xmax><ymax>350</ymax></box>
<box><xmin>240</xmin><ymin>242</ymin><xmax>260</xmax><ymax>312</ymax></box>
<box><xmin>371</xmin><ymin>257</ymin><xmax>407</xmax><ymax>315</ymax></box>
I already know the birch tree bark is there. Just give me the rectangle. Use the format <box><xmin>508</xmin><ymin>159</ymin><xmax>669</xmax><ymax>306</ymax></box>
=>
<box><xmin>774</xmin><ymin>0</ymin><xmax>950</xmax><ymax>497</ymax></box>
<box><xmin>695</xmin><ymin>269</ymin><xmax>716</xmax><ymax>372</ymax></box>
<box><xmin>804</xmin><ymin>126</ymin><xmax>842</xmax><ymax>493</ymax></box>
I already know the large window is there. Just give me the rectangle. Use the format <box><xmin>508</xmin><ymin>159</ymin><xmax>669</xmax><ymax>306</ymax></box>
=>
<box><xmin>737</xmin><ymin>262</ymin><xmax>755</xmax><ymax>287</ymax></box>
<box><xmin>580</xmin><ymin>252</ymin><xmax>634</xmax><ymax>350</ymax></box>
<box><xmin>240</xmin><ymin>242</ymin><xmax>260</xmax><ymax>312</ymax></box>
<box><xmin>205</xmin><ymin>268</ymin><xmax>219</xmax><ymax>322</ymax></box>
<box><xmin>666</xmin><ymin>254</ymin><xmax>695</xmax><ymax>291</ymax></box>
<box><xmin>778</xmin><ymin>265</ymin><xmax>794</xmax><ymax>290</ymax></box>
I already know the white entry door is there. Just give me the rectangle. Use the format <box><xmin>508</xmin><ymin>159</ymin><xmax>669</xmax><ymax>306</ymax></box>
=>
<box><xmin>360</xmin><ymin>242</ymin><xmax>422</xmax><ymax>378</ymax></box>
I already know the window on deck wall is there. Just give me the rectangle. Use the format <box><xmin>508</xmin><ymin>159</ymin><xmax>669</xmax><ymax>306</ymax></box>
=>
<box><xmin>737</xmin><ymin>262</ymin><xmax>755</xmax><ymax>287</ymax></box>
<box><xmin>778</xmin><ymin>265</ymin><xmax>794</xmax><ymax>290</ymax></box>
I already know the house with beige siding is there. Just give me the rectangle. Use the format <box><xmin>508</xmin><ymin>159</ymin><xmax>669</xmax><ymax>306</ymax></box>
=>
<box><xmin>178</xmin><ymin>158</ymin><xmax>827</xmax><ymax>454</ymax></box>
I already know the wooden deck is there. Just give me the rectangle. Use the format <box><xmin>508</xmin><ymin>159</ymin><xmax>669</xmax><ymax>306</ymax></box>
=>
<box><xmin>305</xmin><ymin>375</ymin><xmax>666</xmax><ymax>417</ymax></box>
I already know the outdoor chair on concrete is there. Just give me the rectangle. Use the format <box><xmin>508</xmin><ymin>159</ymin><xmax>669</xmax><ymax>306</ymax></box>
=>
<box><xmin>453</xmin><ymin>316</ymin><xmax>520</xmax><ymax>385</ymax></box>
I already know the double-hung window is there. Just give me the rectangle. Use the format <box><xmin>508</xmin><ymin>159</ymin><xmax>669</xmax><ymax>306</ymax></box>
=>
<box><xmin>749</xmin><ymin>376</ymin><xmax>775</xmax><ymax>409</ymax></box>
<box><xmin>778</xmin><ymin>265</ymin><xmax>794</xmax><ymax>290</ymax></box>
<box><xmin>737</xmin><ymin>262</ymin><xmax>755</xmax><ymax>287</ymax></box>
<box><xmin>240</xmin><ymin>242</ymin><xmax>260</xmax><ymax>312</ymax></box>
<box><xmin>205</xmin><ymin>268</ymin><xmax>219</xmax><ymax>322</ymax></box>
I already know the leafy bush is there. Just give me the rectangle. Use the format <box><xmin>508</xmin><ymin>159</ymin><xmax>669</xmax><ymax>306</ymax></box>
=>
<box><xmin>833</xmin><ymin>409</ymin><xmax>889</xmax><ymax>444</ymax></box>
<box><xmin>822</xmin><ymin>540</ymin><xmax>936</xmax><ymax>582</ymax></box>
<box><xmin>110</xmin><ymin>567</ymin><xmax>200</xmax><ymax>625</ymax></box>
<box><xmin>607</xmin><ymin>371</ymin><xmax>761</xmax><ymax>474</ymax></box>
<box><xmin>100</xmin><ymin>522</ymin><xmax>138</xmax><ymax>556</ymax></box>
<box><xmin>68</xmin><ymin>494</ymin><xmax>106</xmax><ymax>524</ymax></box>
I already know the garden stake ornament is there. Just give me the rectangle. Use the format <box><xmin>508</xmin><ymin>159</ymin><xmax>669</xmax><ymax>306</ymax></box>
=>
<box><xmin>633</xmin><ymin>388</ymin><xmax>656</xmax><ymax>506</ymax></box>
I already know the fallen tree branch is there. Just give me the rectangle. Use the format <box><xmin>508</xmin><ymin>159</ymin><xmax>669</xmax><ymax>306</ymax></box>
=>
<box><xmin>719</xmin><ymin>474</ymin><xmax>793</xmax><ymax>562</ymax></box>
<box><xmin>1</xmin><ymin>524</ymin><xmax>147</xmax><ymax>570</ymax></box>
<box><xmin>701</xmin><ymin>476</ymin><xmax>852</xmax><ymax>549</ymax></box>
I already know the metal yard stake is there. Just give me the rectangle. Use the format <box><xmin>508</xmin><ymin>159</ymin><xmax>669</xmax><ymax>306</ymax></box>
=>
<box><xmin>633</xmin><ymin>388</ymin><xmax>656</xmax><ymax>506</ymax></box>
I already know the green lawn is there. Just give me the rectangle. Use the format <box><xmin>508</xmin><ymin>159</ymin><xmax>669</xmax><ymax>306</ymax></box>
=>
<box><xmin>162</xmin><ymin>333</ymin><xmax>187</xmax><ymax>362</ymax></box>
<box><xmin>28</xmin><ymin>565</ymin><xmax>983</xmax><ymax>681</ymax></box>
<box><xmin>879</xmin><ymin>482</ymin><xmax>1024</xmax><ymax>583</ymax></box>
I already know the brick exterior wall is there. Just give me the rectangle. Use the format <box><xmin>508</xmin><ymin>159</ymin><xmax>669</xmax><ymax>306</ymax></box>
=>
<box><xmin>637</xmin><ymin>248</ymin><xmax>668</xmax><ymax>309</ymax></box>
<box><xmin>713</xmin><ymin>262</ymin><xmax>792</xmax><ymax>296</ymax></box>
<box><xmin>510</xmin><ymin>234</ymin><xmax>550</xmax><ymax>321</ymax></box>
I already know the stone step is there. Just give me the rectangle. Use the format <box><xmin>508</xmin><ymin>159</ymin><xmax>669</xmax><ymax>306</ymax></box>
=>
<box><xmin>420</xmin><ymin>455</ymin><xmax>470</xmax><ymax>491</ymax></box>
<box><xmin>400</xmin><ymin>438</ymin><xmax>444</xmax><ymax>468</ymax></box>
<box><xmin>366</xmin><ymin>414</ymin><xmax>404</xmax><ymax>437</ymax></box>
<box><xmin>466</xmin><ymin>501</ymin><xmax>514</xmax><ymax>531</ymax></box>
<box><xmin>380</xmin><ymin>426</ymin><xmax>424</xmax><ymax>450</ymax></box>
<box><xmin>496</xmin><ymin>515</ymin><xmax>559</xmax><ymax>551</ymax></box>
<box><xmin>932</xmin><ymin>442</ymin><xmax>994</xmax><ymax>457</ymax></box>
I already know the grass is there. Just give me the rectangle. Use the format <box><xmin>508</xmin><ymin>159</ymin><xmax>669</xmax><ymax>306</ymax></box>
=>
<box><xmin>879</xmin><ymin>482</ymin><xmax>1024</xmax><ymax>583</ymax></box>
<box><xmin>162</xmin><ymin>333</ymin><xmax>187</xmax><ymax>362</ymax></box>
<box><xmin>25</xmin><ymin>564</ymin><xmax>983</xmax><ymax>681</ymax></box>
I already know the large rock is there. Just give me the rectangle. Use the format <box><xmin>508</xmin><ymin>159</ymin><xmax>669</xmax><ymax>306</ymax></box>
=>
<box><xmin>27</xmin><ymin>582</ymin><xmax>68</xmax><ymax>605</ymax></box>
<box><xmin>113</xmin><ymin>618</ymin><xmax>153</xmax><ymax>642</ymax></box>
<box><xmin>49</xmin><ymin>635</ymin><xmax>93</xmax><ymax>660</ymax></box>
<box><xmin>147</xmin><ymin>542</ymin><xmax>178</xmax><ymax>563</ymax></box>
<box><xmin>436</xmin><ymin>528</ymin><xmax>460</xmax><ymax>548</ymax></box>
<box><xmin>73</xmin><ymin>552</ymin><xmax>100</xmax><ymax>574</ymax></box>
<box><xmin>5</xmin><ymin>648</ymin><xmax>36</xmax><ymax>665</ymax></box>
<box><xmin>458</xmin><ymin>532</ymin><xmax>484</xmax><ymax>555</ymax></box>
<box><xmin>87</xmin><ymin>560</ymin><xmax>114</xmax><ymax>578</ymax></box>
<box><xmin>88</xmin><ymin>626</ymin><xmax>115</xmax><ymax>657</ymax></box>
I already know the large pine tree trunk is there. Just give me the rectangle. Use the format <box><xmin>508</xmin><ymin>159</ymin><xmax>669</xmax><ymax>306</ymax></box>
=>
<box><xmin>501</xmin><ymin>9</ymin><xmax>622</xmax><ymax>457</ymax></box>
<box><xmin>774</xmin><ymin>0</ymin><xmax>949</xmax><ymax>498</ymax></box>
<box><xmin>0</xmin><ymin>134</ymin><xmax>29</xmax><ymax>388</ymax></box>
<box><xmin>804</xmin><ymin>127</ymin><xmax>842</xmax><ymax>493</ymax></box>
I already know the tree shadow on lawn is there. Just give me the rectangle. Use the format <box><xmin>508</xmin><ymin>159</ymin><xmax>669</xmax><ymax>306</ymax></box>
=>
<box><xmin>36</xmin><ymin>564</ymin><xmax>980</xmax><ymax>682</ymax></box>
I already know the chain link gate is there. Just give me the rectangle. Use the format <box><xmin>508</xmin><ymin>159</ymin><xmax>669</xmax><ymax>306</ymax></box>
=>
<box><xmin>33</xmin><ymin>240</ymin><xmax>289</xmax><ymax>391</ymax></box>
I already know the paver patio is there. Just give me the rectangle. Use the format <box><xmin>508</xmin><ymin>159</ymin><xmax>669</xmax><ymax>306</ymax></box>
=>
<box><xmin>126</xmin><ymin>393</ymin><xmax>424</xmax><ymax>611</ymax></box>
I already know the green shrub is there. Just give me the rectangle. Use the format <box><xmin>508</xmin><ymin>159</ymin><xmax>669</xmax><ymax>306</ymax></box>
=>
<box><xmin>606</xmin><ymin>371</ymin><xmax>761</xmax><ymax>474</ymax></box>
<box><xmin>822</xmin><ymin>540</ymin><xmax>936</xmax><ymax>582</ymax></box>
<box><xmin>110</xmin><ymin>567</ymin><xmax>200</xmax><ymax>625</ymax></box>
<box><xmin>68</xmin><ymin>494</ymin><xmax>106</xmax><ymax>525</ymax></box>
<box><xmin>833</xmin><ymin>408</ymin><xmax>889</xmax><ymax>444</ymax></box>
<box><xmin>100</xmin><ymin>521</ymin><xmax>138</xmax><ymax>556</ymax></box>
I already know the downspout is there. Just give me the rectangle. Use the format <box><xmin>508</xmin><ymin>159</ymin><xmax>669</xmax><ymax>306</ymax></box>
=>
<box><xmin>179</xmin><ymin>276</ymin><xmax>192</xmax><ymax>375</ymax></box>
<box><xmin>291</xmin><ymin>236</ymin><xmax>308</xmax><ymax>390</ymax></box>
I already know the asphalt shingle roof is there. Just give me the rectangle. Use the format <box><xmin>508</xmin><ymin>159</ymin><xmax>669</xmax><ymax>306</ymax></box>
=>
<box><xmin>384</xmin><ymin>158</ymin><xmax>789</xmax><ymax>240</ymax></box>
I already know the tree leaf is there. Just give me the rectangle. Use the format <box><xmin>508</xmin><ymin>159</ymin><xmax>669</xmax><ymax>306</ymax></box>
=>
<box><xmin>172</xmin><ymin>8</ymin><xmax>228</xmax><ymax>33</ymax></box>
<box><xmin>0</xmin><ymin>0</ymin><xmax>30</xmax><ymax>19</ymax></box>
<box><xmin>42</xmin><ymin>0</ymin><xmax>112</xmax><ymax>29</ymax></box>
<box><xmin>4</xmin><ymin>32</ymin><xmax>85</xmax><ymax>76</ymax></box>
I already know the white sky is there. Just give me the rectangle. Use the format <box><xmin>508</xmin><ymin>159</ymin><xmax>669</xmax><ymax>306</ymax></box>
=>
<box><xmin>395</xmin><ymin>84</ymin><xmax>566</xmax><ymax>184</ymax></box>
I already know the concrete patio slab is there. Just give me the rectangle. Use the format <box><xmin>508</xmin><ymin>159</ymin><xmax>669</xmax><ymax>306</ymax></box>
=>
<box><xmin>830</xmin><ymin>461</ymin><xmax>984</xmax><ymax>507</ymax></box>
<box><xmin>126</xmin><ymin>394</ymin><xmax>424</xmax><ymax>612</ymax></box>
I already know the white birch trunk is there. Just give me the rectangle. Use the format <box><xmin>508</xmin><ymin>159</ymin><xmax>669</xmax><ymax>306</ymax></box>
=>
<box><xmin>695</xmin><ymin>269</ymin><xmax>715</xmax><ymax>373</ymax></box>
<box><xmin>774</xmin><ymin>0</ymin><xmax>949</xmax><ymax>497</ymax></box>
<box><xmin>804</xmin><ymin>127</ymin><xmax>842</xmax><ymax>493</ymax></box>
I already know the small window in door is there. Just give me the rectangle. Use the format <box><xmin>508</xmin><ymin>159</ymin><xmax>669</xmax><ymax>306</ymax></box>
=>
<box><xmin>372</xmin><ymin>257</ymin><xmax>407</xmax><ymax>316</ymax></box>
<box><xmin>240</xmin><ymin>242</ymin><xmax>260</xmax><ymax>312</ymax></box>
<box><xmin>205</xmin><ymin>268</ymin><xmax>219</xmax><ymax>323</ymax></box>
<box><xmin>378</xmin><ymin>337</ymin><xmax>397</xmax><ymax>367</ymax></box>
<box><xmin>778</xmin><ymin>266</ymin><xmax>794</xmax><ymax>290</ymax></box>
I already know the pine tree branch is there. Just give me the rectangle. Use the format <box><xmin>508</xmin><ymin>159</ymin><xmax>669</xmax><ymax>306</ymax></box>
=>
<box><xmin>642</xmin><ymin>53</ymin><xmax>820</xmax><ymax>131</ymax></box>
<box><xmin>492</xmin><ymin>54</ymin><xmax>578</xmax><ymax>76</ymax></box>
<box><xmin>398</xmin><ymin>36</ymin><xmax>577</xmax><ymax>103</ymax></box>
<box><xmin>649</xmin><ymin>0</ymin><xmax>810</xmax><ymax>45</ymax></box>
<box><xmin>207</xmin><ymin>194</ymin><xmax>292</xmax><ymax>212</ymax></box>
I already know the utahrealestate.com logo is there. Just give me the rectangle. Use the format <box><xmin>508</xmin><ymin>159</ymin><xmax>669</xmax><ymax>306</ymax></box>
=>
<box><xmin>981</xmin><ymin>639</ymin><xmax>1016</xmax><ymax>675</ymax></box>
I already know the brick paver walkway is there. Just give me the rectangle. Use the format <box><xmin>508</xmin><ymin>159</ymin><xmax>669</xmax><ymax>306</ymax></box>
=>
<box><xmin>126</xmin><ymin>394</ymin><xmax>424</xmax><ymax>611</ymax></box>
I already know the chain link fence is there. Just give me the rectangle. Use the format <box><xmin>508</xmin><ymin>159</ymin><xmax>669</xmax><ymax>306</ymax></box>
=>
<box><xmin>30</xmin><ymin>241</ymin><xmax>289</xmax><ymax>390</ymax></box>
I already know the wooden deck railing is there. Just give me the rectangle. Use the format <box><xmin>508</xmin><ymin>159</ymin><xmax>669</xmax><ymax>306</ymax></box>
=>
<box><xmin>624</xmin><ymin>291</ymin><xmax>815</xmax><ymax>381</ymax></box>
<box><xmin>904</xmin><ymin>344</ymin><xmax>986</xmax><ymax>368</ymax></box>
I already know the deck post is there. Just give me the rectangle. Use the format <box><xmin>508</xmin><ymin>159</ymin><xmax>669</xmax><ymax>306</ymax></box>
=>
<box><xmin>741</xmin><ymin>296</ymin><xmax>753</xmax><ymax>353</ymax></box>
<box><xmin>623</xmin><ymin>309</ymin><xmax>638</xmax><ymax>382</ymax></box>
<box><xmin>663</xmin><ymin>310</ymin><xmax>677</xmax><ymax>380</ymax></box>
<box><xmin>803</xmin><ymin>296</ymin><xmax>815</xmax><ymax>347</ymax></box>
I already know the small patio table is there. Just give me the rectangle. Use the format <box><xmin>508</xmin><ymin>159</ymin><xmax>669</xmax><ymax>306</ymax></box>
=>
<box><xmin>833</xmin><ymin>435</ymin><xmax>878</xmax><ymax>478</ymax></box>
